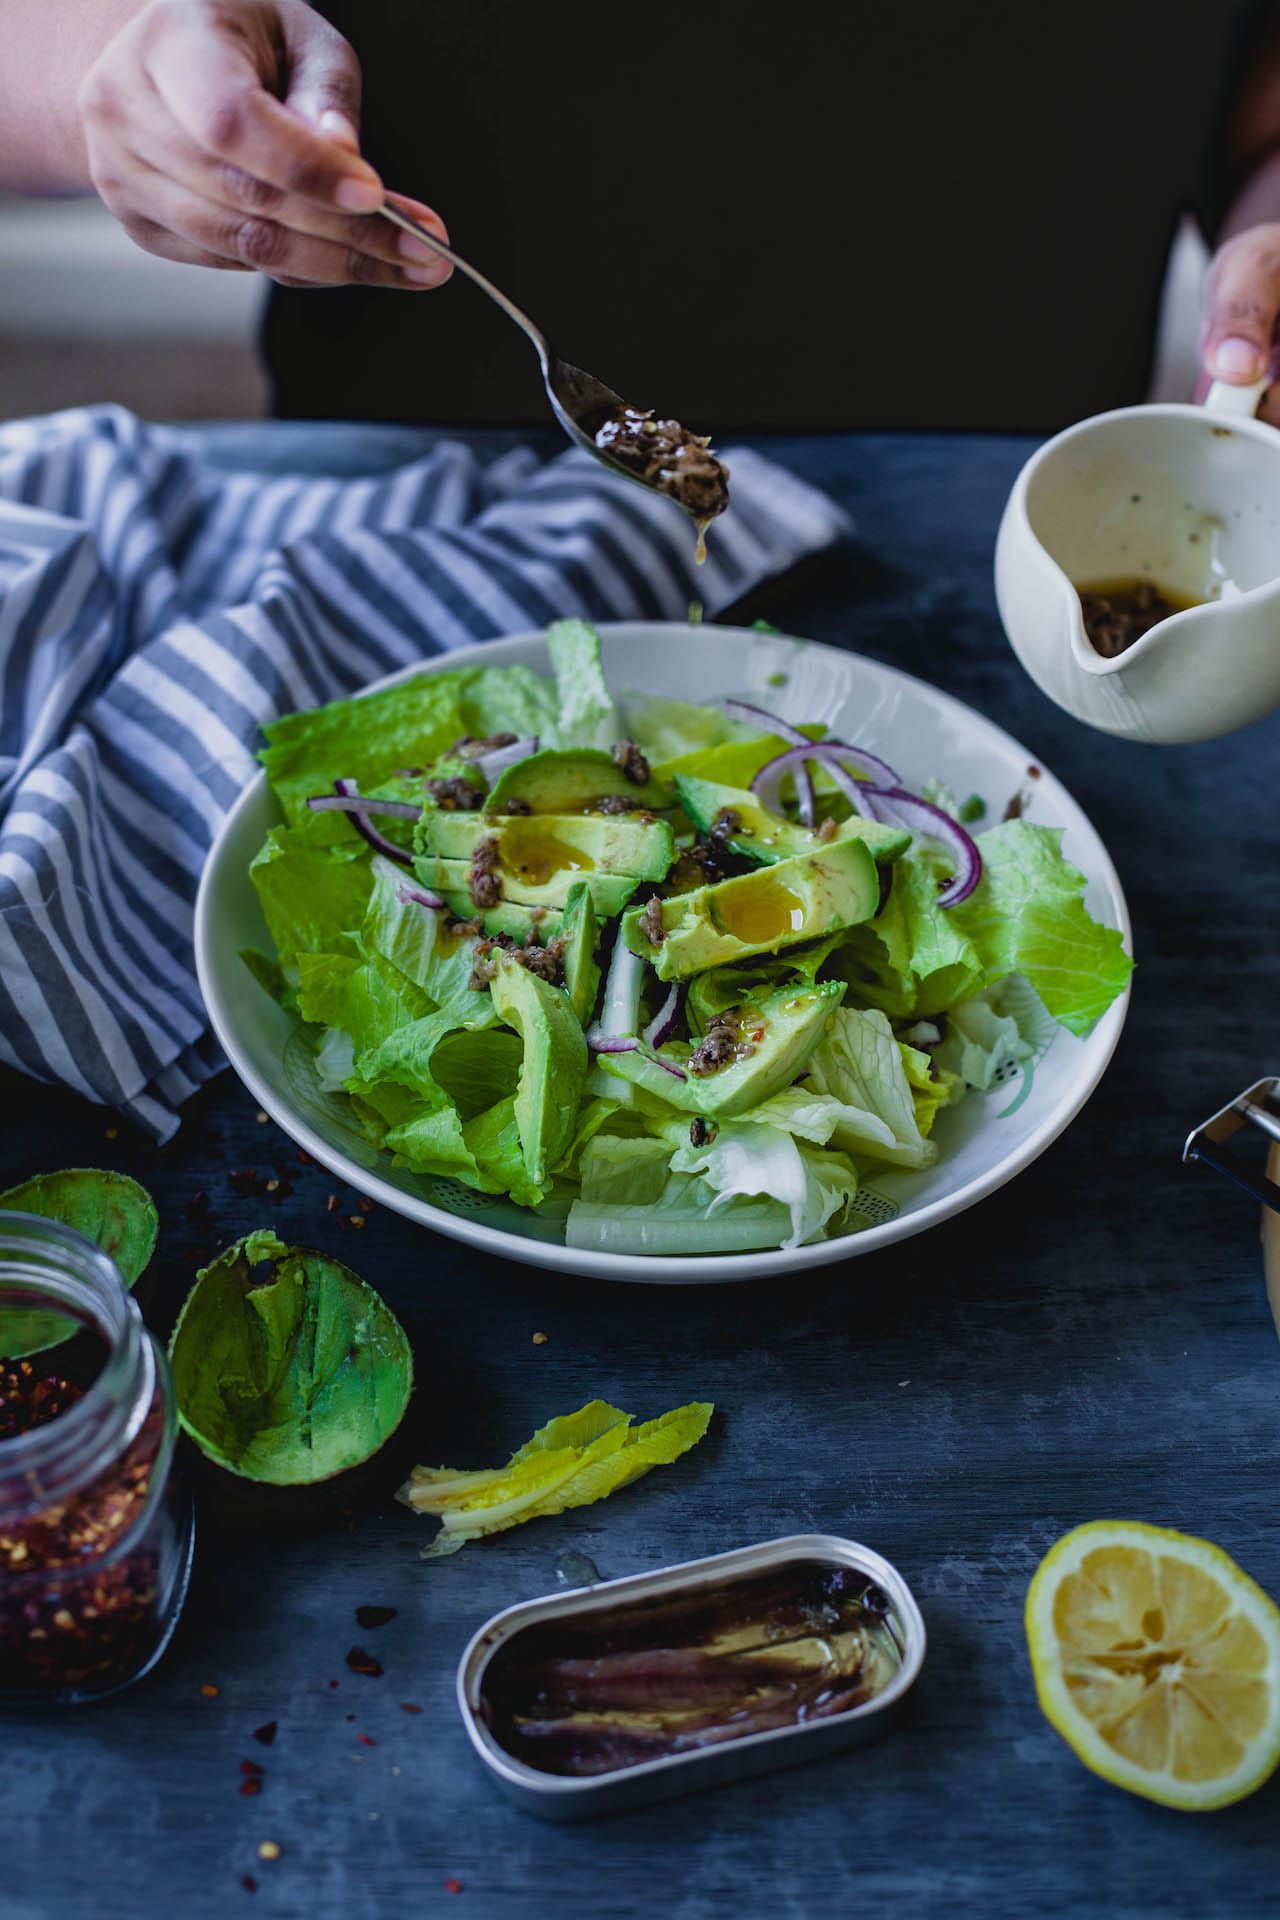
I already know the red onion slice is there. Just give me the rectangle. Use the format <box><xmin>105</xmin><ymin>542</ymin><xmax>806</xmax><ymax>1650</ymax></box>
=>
<box><xmin>307</xmin><ymin>793</ymin><xmax>421</xmax><ymax>820</ymax></box>
<box><xmin>749</xmin><ymin>746</ymin><xmax>823</xmax><ymax>826</ymax></box>
<box><xmin>396</xmin><ymin>883</ymin><xmax>445</xmax><ymax>911</ymax></box>
<box><xmin>586</xmin><ymin>1029</ymin><xmax>640</xmax><ymax>1054</ymax></box>
<box><xmin>817</xmin><ymin>738</ymin><xmax>899</xmax><ymax>790</ymax></box>
<box><xmin>869</xmin><ymin>788</ymin><xmax>982</xmax><ymax>907</ymax></box>
<box><xmin>642</xmin><ymin>981</ymin><xmax>683</xmax><ymax>1048</ymax></box>
<box><xmin>722</xmin><ymin>698</ymin><xmax>810</xmax><ymax>747</ymax></box>
<box><xmin>472</xmin><ymin>734</ymin><xmax>539</xmax><ymax>786</ymax></box>
<box><xmin>328</xmin><ymin>778</ymin><xmax>413</xmax><ymax>865</ymax></box>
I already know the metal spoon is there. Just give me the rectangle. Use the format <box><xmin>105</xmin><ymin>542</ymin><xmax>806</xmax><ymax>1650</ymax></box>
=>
<box><xmin>379</xmin><ymin>201</ymin><xmax>729</xmax><ymax>541</ymax></box>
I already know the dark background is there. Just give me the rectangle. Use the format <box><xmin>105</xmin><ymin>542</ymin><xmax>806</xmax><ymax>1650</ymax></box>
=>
<box><xmin>2</xmin><ymin>427</ymin><xmax>1278</xmax><ymax>1918</ymax></box>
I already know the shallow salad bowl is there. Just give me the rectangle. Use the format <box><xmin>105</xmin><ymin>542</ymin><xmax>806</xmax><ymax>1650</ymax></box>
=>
<box><xmin>194</xmin><ymin>623</ymin><xmax>1131</xmax><ymax>1285</ymax></box>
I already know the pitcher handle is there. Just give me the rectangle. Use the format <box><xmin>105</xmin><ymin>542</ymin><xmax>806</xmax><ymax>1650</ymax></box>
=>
<box><xmin>1204</xmin><ymin>375</ymin><xmax>1272</xmax><ymax>419</ymax></box>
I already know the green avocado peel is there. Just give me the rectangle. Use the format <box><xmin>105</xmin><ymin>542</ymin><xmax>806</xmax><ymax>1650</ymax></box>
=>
<box><xmin>0</xmin><ymin>1167</ymin><xmax>158</xmax><ymax>1359</ymax></box>
<box><xmin>169</xmin><ymin>1230</ymin><xmax>412</xmax><ymax>1485</ymax></box>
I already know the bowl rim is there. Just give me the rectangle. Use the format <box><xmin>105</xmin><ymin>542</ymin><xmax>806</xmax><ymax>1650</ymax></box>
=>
<box><xmin>194</xmin><ymin>621</ymin><xmax>1132</xmax><ymax>1284</ymax></box>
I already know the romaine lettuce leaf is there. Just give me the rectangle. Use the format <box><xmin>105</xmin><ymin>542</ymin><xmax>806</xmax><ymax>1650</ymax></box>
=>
<box><xmin>249</xmin><ymin>827</ymin><xmax>372</xmax><ymax>967</ymax></box>
<box><xmin>259</xmin><ymin>671</ymin><xmax>471</xmax><ymax>827</ymax></box>
<box><xmin>663</xmin><ymin>1117</ymin><xmax>862</xmax><ymax>1248</ymax></box>
<box><xmin>801</xmin><ymin>1006</ymin><xmax>938</xmax><ymax>1169</ymax></box>
<box><xmin>836</xmin><ymin>851</ymin><xmax>985</xmax><ymax>1019</ymax></box>
<box><xmin>546</xmin><ymin>618</ymin><xmax>618</xmax><ymax>749</ymax></box>
<box><xmin>362</xmin><ymin>855</ymin><xmax>478</xmax><ymax>1008</ymax></box>
<box><xmin>398</xmin><ymin>1397</ymin><xmax>714</xmax><ymax>1556</ymax></box>
<box><xmin>948</xmin><ymin>821</ymin><xmax>1133</xmax><ymax>1036</ymax></box>
<box><xmin>933</xmin><ymin>985</ymin><xmax>1035</xmax><ymax>1090</ymax></box>
<box><xmin>578</xmin><ymin>1132</ymin><xmax>673</xmax><ymax>1205</ymax></box>
<box><xmin>458</xmin><ymin>663</ymin><xmax>558</xmax><ymax>744</ymax></box>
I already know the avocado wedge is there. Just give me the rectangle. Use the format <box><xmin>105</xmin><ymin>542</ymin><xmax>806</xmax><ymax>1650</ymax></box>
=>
<box><xmin>420</xmin><ymin>858</ymin><xmax>640</xmax><ymax>918</ymax></box>
<box><xmin>673</xmin><ymin>774</ymin><xmax>910</xmax><ymax>867</ymax></box>
<box><xmin>596</xmin><ymin>981</ymin><xmax>846</xmax><ymax>1117</ymax></box>
<box><xmin>624</xmin><ymin>837</ymin><xmax>880</xmax><ymax>981</ymax></box>
<box><xmin>489</xmin><ymin>952</ymin><xmax>588</xmax><ymax>1186</ymax></box>
<box><xmin>559</xmin><ymin>882</ymin><xmax>602</xmax><ymax>1025</ymax></box>
<box><xmin>418</xmin><ymin>810</ymin><xmax>675</xmax><ymax>881</ymax></box>
<box><xmin>485</xmin><ymin>748</ymin><xmax>671</xmax><ymax>816</ymax></box>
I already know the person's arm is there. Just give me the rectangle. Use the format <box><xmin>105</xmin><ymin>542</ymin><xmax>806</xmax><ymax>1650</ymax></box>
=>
<box><xmin>1201</xmin><ymin>5</ymin><xmax>1280</xmax><ymax>415</ymax></box>
<box><xmin>0</xmin><ymin>0</ymin><xmax>451</xmax><ymax>290</ymax></box>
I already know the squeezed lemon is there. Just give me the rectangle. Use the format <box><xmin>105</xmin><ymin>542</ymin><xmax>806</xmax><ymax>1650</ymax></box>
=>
<box><xmin>1026</xmin><ymin>1520</ymin><xmax>1280</xmax><ymax>1810</ymax></box>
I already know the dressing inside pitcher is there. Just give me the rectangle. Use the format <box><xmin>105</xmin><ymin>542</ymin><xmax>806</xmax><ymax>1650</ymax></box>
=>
<box><xmin>995</xmin><ymin>390</ymin><xmax>1280</xmax><ymax>743</ymax></box>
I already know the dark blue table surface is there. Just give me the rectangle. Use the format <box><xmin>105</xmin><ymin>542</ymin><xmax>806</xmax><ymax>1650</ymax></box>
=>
<box><xmin>3</xmin><ymin>424</ymin><xmax>1279</xmax><ymax>1920</ymax></box>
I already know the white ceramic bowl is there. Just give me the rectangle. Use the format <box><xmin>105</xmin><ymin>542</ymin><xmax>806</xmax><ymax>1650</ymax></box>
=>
<box><xmin>195</xmin><ymin>623</ymin><xmax>1131</xmax><ymax>1284</ymax></box>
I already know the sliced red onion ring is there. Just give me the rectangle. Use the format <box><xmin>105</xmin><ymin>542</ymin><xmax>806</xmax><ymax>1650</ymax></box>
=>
<box><xmin>869</xmin><ymin>788</ymin><xmax>982</xmax><ymax>907</ymax></box>
<box><xmin>307</xmin><ymin>793</ymin><xmax>421</xmax><ymax>820</ymax></box>
<box><xmin>396</xmin><ymin>883</ymin><xmax>445</xmax><ymax>911</ymax></box>
<box><xmin>328</xmin><ymin>778</ymin><xmax>413</xmax><ymax>865</ymax></box>
<box><xmin>642</xmin><ymin>981</ymin><xmax>683</xmax><ymax>1049</ymax></box>
<box><xmin>817</xmin><ymin>738</ymin><xmax>899</xmax><ymax>790</ymax></box>
<box><xmin>722</xmin><ymin>698</ymin><xmax>810</xmax><ymax>747</ymax></box>
<box><xmin>472</xmin><ymin>733</ymin><xmax>539</xmax><ymax>786</ymax></box>
<box><xmin>749</xmin><ymin>746</ymin><xmax>819</xmax><ymax>826</ymax></box>
<box><xmin>586</xmin><ymin>1029</ymin><xmax>639</xmax><ymax>1054</ymax></box>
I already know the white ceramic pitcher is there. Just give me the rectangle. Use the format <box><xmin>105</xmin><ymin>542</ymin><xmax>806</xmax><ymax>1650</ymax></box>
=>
<box><xmin>994</xmin><ymin>377</ymin><xmax>1280</xmax><ymax>743</ymax></box>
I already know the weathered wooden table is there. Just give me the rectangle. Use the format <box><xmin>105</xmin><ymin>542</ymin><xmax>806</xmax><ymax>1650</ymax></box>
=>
<box><xmin>4</xmin><ymin>425</ymin><xmax>1278</xmax><ymax>1920</ymax></box>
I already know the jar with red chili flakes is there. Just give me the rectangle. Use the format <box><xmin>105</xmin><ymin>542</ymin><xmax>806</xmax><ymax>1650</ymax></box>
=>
<box><xmin>0</xmin><ymin>1212</ymin><xmax>194</xmax><ymax>1702</ymax></box>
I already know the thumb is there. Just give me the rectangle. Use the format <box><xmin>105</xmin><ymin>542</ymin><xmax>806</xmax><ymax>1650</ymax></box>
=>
<box><xmin>278</xmin><ymin>5</ymin><xmax>365</xmax><ymax>155</ymax></box>
<box><xmin>1202</xmin><ymin>226</ymin><xmax>1280</xmax><ymax>384</ymax></box>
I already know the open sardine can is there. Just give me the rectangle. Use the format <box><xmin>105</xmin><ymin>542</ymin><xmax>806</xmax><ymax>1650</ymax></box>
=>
<box><xmin>455</xmin><ymin>1533</ymin><xmax>926</xmax><ymax>1820</ymax></box>
<box><xmin>995</xmin><ymin>377</ymin><xmax>1280</xmax><ymax>744</ymax></box>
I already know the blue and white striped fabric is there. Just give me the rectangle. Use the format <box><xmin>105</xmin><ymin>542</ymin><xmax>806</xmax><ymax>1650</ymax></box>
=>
<box><xmin>0</xmin><ymin>405</ymin><xmax>849</xmax><ymax>1139</ymax></box>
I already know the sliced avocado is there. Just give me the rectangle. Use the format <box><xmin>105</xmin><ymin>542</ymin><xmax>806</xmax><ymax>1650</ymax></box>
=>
<box><xmin>559</xmin><ymin>882</ymin><xmax>601</xmax><ymax>1025</ymax></box>
<box><xmin>418</xmin><ymin>852</ymin><xmax>639</xmax><ymax>917</ymax></box>
<box><xmin>418</xmin><ymin>810</ymin><xmax>674</xmax><ymax>881</ymax></box>
<box><xmin>455</xmin><ymin>901</ymin><xmax>564</xmax><ymax>942</ymax></box>
<box><xmin>623</xmin><ymin>837</ymin><xmax>880</xmax><ymax>981</ymax></box>
<box><xmin>489</xmin><ymin>953</ymin><xmax>588</xmax><ymax>1186</ymax></box>
<box><xmin>485</xmin><ymin>747</ymin><xmax>670</xmax><ymax>816</ymax></box>
<box><xmin>597</xmin><ymin>981</ymin><xmax>845</xmax><ymax>1118</ymax></box>
<box><xmin>673</xmin><ymin>774</ymin><xmax>910</xmax><ymax>866</ymax></box>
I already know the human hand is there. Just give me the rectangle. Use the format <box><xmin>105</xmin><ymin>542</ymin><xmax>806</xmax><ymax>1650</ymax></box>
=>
<box><xmin>1199</xmin><ymin>222</ymin><xmax>1280</xmax><ymax>424</ymax></box>
<box><xmin>78</xmin><ymin>0</ymin><xmax>451</xmax><ymax>289</ymax></box>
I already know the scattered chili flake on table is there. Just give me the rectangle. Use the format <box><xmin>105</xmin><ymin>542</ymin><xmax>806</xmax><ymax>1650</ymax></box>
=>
<box><xmin>257</xmin><ymin>1842</ymin><xmax>281</xmax><ymax>1863</ymax></box>
<box><xmin>202</xmin><ymin>1683</ymin><xmax>221</xmax><ymax>1698</ymax></box>
<box><xmin>400</xmin><ymin>1702</ymin><xmax>422</xmax><ymax>1714</ymax></box>
<box><xmin>346</xmin><ymin>1646</ymin><xmax>383</xmax><ymax>1676</ymax></box>
<box><xmin>358</xmin><ymin>1733</ymin><xmax>376</xmax><ymax>1747</ymax></box>
<box><xmin>240</xmin><ymin>1759</ymin><xmax>263</xmax><ymax>1776</ymax></box>
<box><xmin>357</xmin><ymin>1197</ymin><xmax>374</xmax><ymax>1214</ymax></box>
<box><xmin>104</xmin><ymin>1126</ymin><xmax>118</xmax><ymax>1140</ymax></box>
<box><xmin>532</xmin><ymin>1332</ymin><xmax>548</xmax><ymax>1346</ymax></box>
<box><xmin>238</xmin><ymin>1778</ymin><xmax>262</xmax><ymax>1797</ymax></box>
<box><xmin>241</xmin><ymin>1875</ymin><xmax>258</xmax><ymax>1894</ymax></box>
<box><xmin>255</xmin><ymin>1111</ymin><xmax>269</xmax><ymax>1125</ymax></box>
<box><xmin>348</xmin><ymin>1215</ymin><xmax>366</xmax><ymax>1229</ymax></box>
<box><xmin>445</xmin><ymin>1879</ymin><xmax>464</xmax><ymax>1895</ymax></box>
<box><xmin>326</xmin><ymin>1194</ymin><xmax>341</xmax><ymax>1213</ymax></box>
<box><xmin>265</xmin><ymin>1179</ymin><xmax>279</xmax><ymax>1193</ymax></box>
<box><xmin>252</xmin><ymin>1721</ymin><xmax>277</xmax><ymax>1746</ymax></box>
<box><xmin>355</xmin><ymin>1605</ymin><xmax>397</xmax><ymax>1630</ymax></box>
<box><xmin>328</xmin><ymin>1679</ymin><xmax>340</xmax><ymax>1689</ymax></box>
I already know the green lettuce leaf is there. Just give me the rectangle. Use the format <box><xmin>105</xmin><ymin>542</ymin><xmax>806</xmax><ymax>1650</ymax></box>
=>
<box><xmin>567</xmin><ymin>1172</ymin><xmax>799</xmax><ymax>1255</ymax></box>
<box><xmin>802</xmin><ymin>1006</ymin><xmax>938</xmax><ymax>1169</ymax></box>
<box><xmin>250</xmin><ymin>827</ymin><xmax>372</xmax><ymax>967</ymax></box>
<box><xmin>933</xmin><ymin>984</ymin><xmax>1035</xmax><ymax>1090</ymax></box>
<box><xmin>578</xmin><ymin>1132</ymin><xmax>673</xmax><ymax>1205</ymax></box>
<box><xmin>362</xmin><ymin>855</ymin><xmax>479</xmax><ymax>1008</ymax></box>
<box><xmin>948</xmin><ymin>821</ymin><xmax>1133</xmax><ymax>1037</ymax></box>
<box><xmin>260</xmin><ymin>671</ymin><xmax>471</xmax><ymax>827</ymax></box>
<box><xmin>397</xmin><ymin>1397</ymin><xmax>713</xmax><ymax>1556</ymax></box>
<box><xmin>899</xmin><ymin>1040</ymin><xmax>965</xmax><ymax>1135</ymax></box>
<box><xmin>459</xmin><ymin>663</ymin><xmax>558</xmax><ymax>744</ymax></box>
<box><xmin>546</xmin><ymin>618</ymin><xmax>617</xmax><ymax>749</ymax></box>
<box><xmin>836</xmin><ymin>851</ymin><xmax>985</xmax><ymax>1019</ymax></box>
<box><xmin>663</xmin><ymin>1118</ymin><xmax>862</xmax><ymax>1248</ymax></box>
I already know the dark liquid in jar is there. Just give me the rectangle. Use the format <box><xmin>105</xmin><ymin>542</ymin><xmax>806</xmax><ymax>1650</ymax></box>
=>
<box><xmin>1077</xmin><ymin>576</ymin><xmax>1204</xmax><ymax>659</ymax></box>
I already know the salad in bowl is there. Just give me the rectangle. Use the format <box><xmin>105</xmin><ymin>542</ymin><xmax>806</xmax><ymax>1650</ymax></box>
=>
<box><xmin>237</xmin><ymin>621</ymin><xmax>1131</xmax><ymax>1260</ymax></box>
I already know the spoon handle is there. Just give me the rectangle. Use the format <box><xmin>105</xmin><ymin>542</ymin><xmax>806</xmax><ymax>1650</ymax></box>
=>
<box><xmin>379</xmin><ymin>202</ymin><xmax>550</xmax><ymax>370</ymax></box>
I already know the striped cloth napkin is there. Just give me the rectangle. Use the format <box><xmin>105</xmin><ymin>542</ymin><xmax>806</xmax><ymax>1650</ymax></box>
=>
<box><xmin>0</xmin><ymin>405</ymin><xmax>850</xmax><ymax>1139</ymax></box>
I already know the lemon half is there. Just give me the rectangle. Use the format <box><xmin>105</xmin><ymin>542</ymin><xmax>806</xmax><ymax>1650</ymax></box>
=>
<box><xmin>1026</xmin><ymin>1521</ymin><xmax>1280</xmax><ymax>1810</ymax></box>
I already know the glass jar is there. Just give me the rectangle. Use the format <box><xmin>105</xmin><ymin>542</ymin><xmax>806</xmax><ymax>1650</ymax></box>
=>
<box><xmin>0</xmin><ymin>1211</ymin><xmax>194</xmax><ymax>1703</ymax></box>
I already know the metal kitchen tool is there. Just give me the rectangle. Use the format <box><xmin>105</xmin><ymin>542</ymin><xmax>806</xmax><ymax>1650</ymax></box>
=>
<box><xmin>378</xmin><ymin>202</ymin><xmax>663</xmax><ymax>487</ymax></box>
<box><xmin>456</xmin><ymin>1533</ymin><xmax>926</xmax><ymax>1821</ymax></box>
<box><xmin>1182</xmin><ymin>1077</ymin><xmax>1280</xmax><ymax>1212</ymax></box>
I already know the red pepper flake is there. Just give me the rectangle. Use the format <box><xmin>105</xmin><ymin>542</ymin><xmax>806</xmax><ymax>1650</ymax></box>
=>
<box><xmin>357</xmin><ymin>1197</ymin><xmax>374</xmax><ymax>1214</ymax></box>
<box><xmin>105</xmin><ymin>1126</ymin><xmax>118</xmax><ymax>1140</ymax></box>
<box><xmin>355</xmin><ymin>1605</ymin><xmax>397</xmax><ymax>1630</ymax></box>
<box><xmin>357</xmin><ymin>1733</ymin><xmax>376</xmax><ymax>1747</ymax></box>
<box><xmin>399</xmin><ymin>1702</ymin><xmax>422</xmax><ymax>1714</ymax></box>
<box><xmin>238</xmin><ymin>1778</ymin><xmax>262</xmax><ymax>1797</ymax></box>
<box><xmin>328</xmin><ymin>1679</ymin><xmax>340</xmax><ymax>1689</ymax></box>
<box><xmin>296</xmin><ymin>1147</ymin><xmax>312</xmax><ymax>1164</ymax></box>
<box><xmin>240</xmin><ymin>1759</ymin><xmax>264</xmax><ymax>1776</ymax></box>
<box><xmin>252</xmin><ymin>1721</ymin><xmax>277</xmax><ymax>1746</ymax></box>
<box><xmin>242</xmin><ymin>1875</ymin><xmax>258</xmax><ymax>1894</ymax></box>
<box><xmin>202</xmin><ymin>1683</ymin><xmax>221</xmax><ymax>1698</ymax></box>
<box><xmin>345</xmin><ymin>1713</ymin><xmax>355</xmax><ymax>1722</ymax></box>
<box><xmin>445</xmin><ymin>1879</ymin><xmax>464</xmax><ymax>1895</ymax></box>
<box><xmin>326</xmin><ymin>1193</ymin><xmax>340</xmax><ymax>1213</ymax></box>
<box><xmin>346</xmin><ymin>1645</ymin><xmax>383</xmax><ymax>1676</ymax></box>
